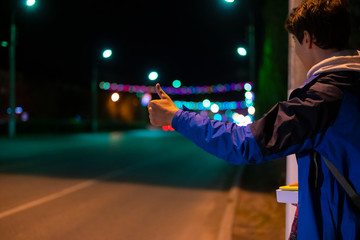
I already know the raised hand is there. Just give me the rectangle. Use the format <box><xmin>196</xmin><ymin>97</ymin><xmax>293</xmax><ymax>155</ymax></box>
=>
<box><xmin>148</xmin><ymin>83</ymin><xmax>179</xmax><ymax>127</ymax></box>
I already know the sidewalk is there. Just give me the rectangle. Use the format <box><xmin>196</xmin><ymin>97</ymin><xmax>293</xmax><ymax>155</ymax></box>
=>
<box><xmin>232</xmin><ymin>159</ymin><xmax>287</xmax><ymax>240</ymax></box>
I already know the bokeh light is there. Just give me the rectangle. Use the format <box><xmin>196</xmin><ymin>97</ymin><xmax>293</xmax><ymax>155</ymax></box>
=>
<box><xmin>237</xmin><ymin>47</ymin><xmax>247</xmax><ymax>56</ymax></box>
<box><xmin>245</xmin><ymin>91</ymin><xmax>254</xmax><ymax>100</ymax></box>
<box><xmin>148</xmin><ymin>72</ymin><xmax>158</xmax><ymax>81</ymax></box>
<box><xmin>172</xmin><ymin>80</ymin><xmax>181</xmax><ymax>88</ymax></box>
<box><xmin>102</xmin><ymin>49</ymin><xmax>112</xmax><ymax>58</ymax></box>
<box><xmin>111</xmin><ymin>93</ymin><xmax>120</xmax><ymax>102</ymax></box>
<box><xmin>141</xmin><ymin>93</ymin><xmax>152</xmax><ymax>106</ymax></box>
<box><xmin>210</xmin><ymin>104</ymin><xmax>219</xmax><ymax>113</ymax></box>
<box><xmin>244</xmin><ymin>83</ymin><xmax>252</xmax><ymax>91</ymax></box>
<box><xmin>248</xmin><ymin>106</ymin><xmax>255</xmax><ymax>115</ymax></box>
<box><xmin>26</xmin><ymin>0</ymin><xmax>36</xmax><ymax>7</ymax></box>
<box><xmin>202</xmin><ymin>99</ymin><xmax>211</xmax><ymax>108</ymax></box>
<box><xmin>214</xmin><ymin>113</ymin><xmax>222</xmax><ymax>121</ymax></box>
<box><xmin>15</xmin><ymin>107</ymin><xmax>23</xmax><ymax>114</ymax></box>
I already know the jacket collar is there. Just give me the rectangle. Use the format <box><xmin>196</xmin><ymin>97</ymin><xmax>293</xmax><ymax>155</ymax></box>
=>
<box><xmin>299</xmin><ymin>50</ymin><xmax>360</xmax><ymax>89</ymax></box>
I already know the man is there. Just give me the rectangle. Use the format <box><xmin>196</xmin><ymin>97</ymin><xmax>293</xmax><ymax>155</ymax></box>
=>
<box><xmin>148</xmin><ymin>0</ymin><xmax>360</xmax><ymax>239</ymax></box>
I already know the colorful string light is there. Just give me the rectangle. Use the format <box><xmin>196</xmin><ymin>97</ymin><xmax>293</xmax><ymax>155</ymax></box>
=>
<box><xmin>100</xmin><ymin>81</ymin><xmax>255</xmax><ymax>127</ymax></box>
<box><xmin>173</xmin><ymin>100</ymin><xmax>254</xmax><ymax>111</ymax></box>
<box><xmin>99</xmin><ymin>81</ymin><xmax>252</xmax><ymax>95</ymax></box>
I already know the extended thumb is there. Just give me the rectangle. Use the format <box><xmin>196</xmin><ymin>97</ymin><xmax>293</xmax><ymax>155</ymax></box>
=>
<box><xmin>156</xmin><ymin>83</ymin><xmax>168</xmax><ymax>99</ymax></box>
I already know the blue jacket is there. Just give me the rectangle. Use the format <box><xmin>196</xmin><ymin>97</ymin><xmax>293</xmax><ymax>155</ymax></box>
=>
<box><xmin>171</xmin><ymin>50</ymin><xmax>360</xmax><ymax>239</ymax></box>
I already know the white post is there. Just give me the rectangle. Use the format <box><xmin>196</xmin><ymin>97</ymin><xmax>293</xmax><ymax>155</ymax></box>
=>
<box><xmin>286</xmin><ymin>0</ymin><xmax>307</xmax><ymax>238</ymax></box>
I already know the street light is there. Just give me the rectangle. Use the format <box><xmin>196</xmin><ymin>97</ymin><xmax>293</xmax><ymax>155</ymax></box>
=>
<box><xmin>91</xmin><ymin>48</ymin><xmax>113</xmax><ymax>132</ymax></box>
<box><xmin>8</xmin><ymin>0</ymin><xmax>36</xmax><ymax>138</ymax></box>
<box><xmin>237</xmin><ymin>47</ymin><xmax>247</xmax><ymax>56</ymax></box>
<box><xmin>26</xmin><ymin>0</ymin><xmax>36</xmax><ymax>7</ymax></box>
<box><xmin>102</xmin><ymin>49</ymin><xmax>112</xmax><ymax>59</ymax></box>
<box><xmin>148</xmin><ymin>71</ymin><xmax>158</xmax><ymax>81</ymax></box>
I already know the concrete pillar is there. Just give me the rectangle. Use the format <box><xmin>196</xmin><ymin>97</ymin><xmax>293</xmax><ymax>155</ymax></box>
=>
<box><xmin>286</xmin><ymin>0</ymin><xmax>307</xmax><ymax>238</ymax></box>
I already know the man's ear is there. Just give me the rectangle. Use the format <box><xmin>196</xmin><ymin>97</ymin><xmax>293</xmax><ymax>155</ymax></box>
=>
<box><xmin>303</xmin><ymin>30</ymin><xmax>313</xmax><ymax>49</ymax></box>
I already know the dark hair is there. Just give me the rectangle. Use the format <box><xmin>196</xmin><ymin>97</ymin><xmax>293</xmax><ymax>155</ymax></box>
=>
<box><xmin>285</xmin><ymin>0</ymin><xmax>351</xmax><ymax>50</ymax></box>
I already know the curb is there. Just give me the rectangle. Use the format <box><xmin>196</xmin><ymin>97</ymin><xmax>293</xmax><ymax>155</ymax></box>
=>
<box><xmin>217</xmin><ymin>165</ymin><xmax>244</xmax><ymax>240</ymax></box>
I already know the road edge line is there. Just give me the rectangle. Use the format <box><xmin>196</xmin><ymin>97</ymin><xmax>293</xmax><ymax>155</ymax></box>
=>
<box><xmin>217</xmin><ymin>165</ymin><xmax>244</xmax><ymax>240</ymax></box>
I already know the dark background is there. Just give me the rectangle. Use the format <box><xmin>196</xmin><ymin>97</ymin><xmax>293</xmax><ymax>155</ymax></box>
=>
<box><xmin>0</xmin><ymin>0</ymin><xmax>359</xmax><ymax>134</ymax></box>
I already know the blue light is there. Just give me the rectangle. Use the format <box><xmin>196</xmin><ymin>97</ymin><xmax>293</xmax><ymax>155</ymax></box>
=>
<box><xmin>214</xmin><ymin>113</ymin><xmax>222</xmax><ymax>121</ymax></box>
<box><xmin>15</xmin><ymin>107</ymin><xmax>23</xmax><ymax>114</ymax></box>
<box><xmin>141</xmin><ymin>93</ymin><xmax>152</xmax><ymax>106</ymax></box>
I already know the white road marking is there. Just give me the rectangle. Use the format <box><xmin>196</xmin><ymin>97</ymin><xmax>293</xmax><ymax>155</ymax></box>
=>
<box><xmin>0</xmin><ymin>168</ymin><xmax>127</xmax><ymax>219</ymax></box>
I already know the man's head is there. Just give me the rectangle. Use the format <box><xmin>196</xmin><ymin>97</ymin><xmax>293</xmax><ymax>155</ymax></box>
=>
<box><xmin>285</xmin><ymin>0</ymin><xmax>350</xmax><ymax>50</ymax></box>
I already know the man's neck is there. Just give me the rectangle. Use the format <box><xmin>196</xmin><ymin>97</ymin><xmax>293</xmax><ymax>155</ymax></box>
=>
<box><xmin>307</xmin><ymin>47</ymin><xmax>339</xmax><ymax>71</ymax></box>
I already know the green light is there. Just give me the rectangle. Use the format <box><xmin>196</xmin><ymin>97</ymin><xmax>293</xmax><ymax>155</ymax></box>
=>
<box><xmin>102</xmin><ymin>49</ymin><xmax>112</xmax><ymax>58</ymax></box>
<box><xmin>1</xmin><ymin>41</ymin><xmax>8</xmax><ymax>47</ymax></box>
<box><xmin>103</xmin><ymin>82</ymin><xmax>110</xmax><ymax>90</ymax></box>
<box><xmin>225</xmin><ymin>0</ymin><xmax>234</xmax><ymax>2</ymax></box>
<box><xmin>237</xmin><ymin>47</ymin><xmax>247</xmax><ymax>56</ymax></box>
<box><xmin>26</xmin><ymin>0</ymin><xmax>36</xmax><ymax>7</ymax></box>
<box><xmin>172</xmin><ymin>80</ymin><xmax>181</xmax><ymax>88</ymax></box>
<box><xmin>148</xmin><ymin>72</ymin><xmax>158</xmax><ymax>81</ymax></box>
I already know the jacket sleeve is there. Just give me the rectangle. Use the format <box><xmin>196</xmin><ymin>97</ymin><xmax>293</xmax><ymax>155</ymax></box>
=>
<box><xmin>172</xmin><ymin>110</ymin><xmax>263</xmax><ymax>164</ymax></box>
<box><xmin>171</xmin><ymin>75</ymin><xmax>346</xmax><ymax>164</ymax></box>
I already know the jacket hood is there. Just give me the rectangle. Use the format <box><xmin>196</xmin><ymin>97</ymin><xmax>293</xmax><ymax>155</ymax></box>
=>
<box><xmin>307</xmin><ymin>50</ymin><xmax>360</xmax><ymax>80</ymax></box>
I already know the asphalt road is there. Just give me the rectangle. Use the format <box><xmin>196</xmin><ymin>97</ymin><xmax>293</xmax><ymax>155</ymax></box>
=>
<box><xmin>0</xmin><ymin>130</ymin><xmax>237</xmax><ymax>240</ymax></box>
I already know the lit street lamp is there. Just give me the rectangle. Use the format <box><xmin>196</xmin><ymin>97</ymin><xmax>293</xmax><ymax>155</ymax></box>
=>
<box><xmin>26</xmin><ymin>0</ymin><xmax>36</xmax><ymax>7</ymax></box>
<box><xmin>148</xmin><ymin>71</ymin><xmax>158</xmax><ymax>81</ymax></box>
<box><xmin>102</xmin><ymin>49</ymin><xmax>112</xmax><ymax>59</ymax></box>
<box><xmin>237</xmin><ymin>47</ymin><xmax>247</xmax><ymax>56</ymax></box>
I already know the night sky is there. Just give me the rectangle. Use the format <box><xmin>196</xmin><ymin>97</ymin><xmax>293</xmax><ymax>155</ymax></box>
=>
<box><xmin>0</xmin><ymin>0</ymin><xmax>254</xmax><ymax>87</ymax></box>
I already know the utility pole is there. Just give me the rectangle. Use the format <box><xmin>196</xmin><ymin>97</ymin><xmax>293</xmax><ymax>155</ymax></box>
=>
<box><xmin>91</xmin><ymin>66</ymin><xmax>98</xmax><ymax>132</ymax></box>
<box><xmin>248</xmin><ymin>12</ymin><xmax>256</xmax><ymax>84</ymax></box>
<box><xmin>9</xmin><ymin>12</ymin><xmax>16</xmax><ymax>138</ymax></box>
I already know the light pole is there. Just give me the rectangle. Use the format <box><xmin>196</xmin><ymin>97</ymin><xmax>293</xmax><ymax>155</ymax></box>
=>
<box><xmin>8</xmin><ymin>1</ymin><xmax>36</xmax><ymax>138</ymax></box>
<box><xmin>9</xmin><ymin>12</ymin><xmax>16</xmax><ymax>139</ymax></box>
<box><xmin>92</xmin><ymin>49</ymin><xmax>112</xmax><ymax>132</ymax></box>
<box><xmin>248</xmin><ymin>12</ymin><xmax>256</xmax><ymax>84</ymax></box>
